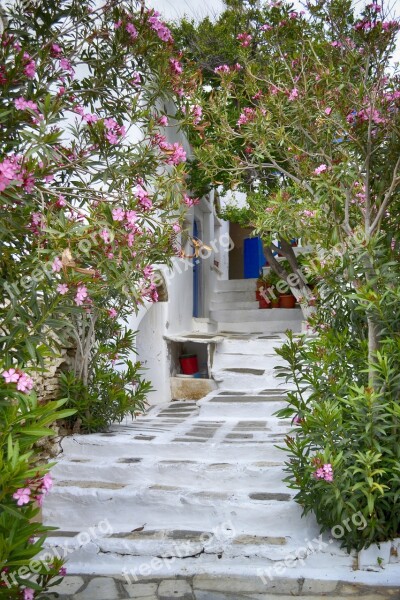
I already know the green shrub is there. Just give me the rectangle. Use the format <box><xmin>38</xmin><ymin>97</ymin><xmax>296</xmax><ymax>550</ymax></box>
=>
<box><xmin>0</xmin><ymin>371</ymin><xmax>75</xmax><ymax>598</ymax></box>
<box><xmin>275</xmin><ymin>272</ymin><xmax>400</xmax><ymax>551</ymax></box>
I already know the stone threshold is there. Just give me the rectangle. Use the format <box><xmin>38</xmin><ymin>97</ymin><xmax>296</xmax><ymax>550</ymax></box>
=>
<box><xmin>39</xmin><ymin>574</ymin><xmax>400</xmax><ymax>599</ymax></box>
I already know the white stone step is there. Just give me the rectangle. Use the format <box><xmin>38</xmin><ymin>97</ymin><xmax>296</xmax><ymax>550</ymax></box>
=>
<box><xmin>198</xmin><ymin>394</ymin><xmax>286</xmax><ymax>419</ymax></box>
<box><xmin>216</xmin><ymin>337</ymin><xmax>285</xmax><ymax>354</ymax></box>
<box><xmin>216</xmin><ymin>279</ymin><xmax>257</xmax><ymax>292</ymax></box>
<box><xmin>210</xmin><ymin>307</ymin><xmax>302</xmax><ymax>324</ymax></box>
<box><xmin>51</xmin><ymin>459</ymin><xmax>289</xmax><ymax>492</ymax></box>
<box><xmin>212</xmin><ymin>352</ymin><xmax>281</xmax><ymax>371</ymax></box>
<box><xmin>43</xmin><ymin>483</ymin><xmax>307</xmax><ymax>535</ymax></box>
<box><xmin>210</xmin><ymin>300</ymin><xmax>259</xmax><ymax>311</ymax></box>
<box><xmin>60</xmin><ymin>434</ymin><xmax>285</xmax><ymax>461</ymax></box>
<box><xmin>210</xmin><ymin>290</ymin><xmax>257</xmax><ymax>303</ymax></box>
<box><xmin>215</xmin><ymin>320</ymin><xmax>302</xmax><ymax>334</ymax></box>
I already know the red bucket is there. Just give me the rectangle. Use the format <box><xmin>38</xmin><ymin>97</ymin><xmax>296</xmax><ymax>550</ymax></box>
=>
<box><xmin>179</xmin><ymin>354</ymin><xmax>199</xmax><ymax>375</ymax></box>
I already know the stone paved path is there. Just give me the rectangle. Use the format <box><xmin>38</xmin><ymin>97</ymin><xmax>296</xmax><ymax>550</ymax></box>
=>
<box><xmin>40</xmin><ymin>574</ymin><xmax>400</xmax><ymax>599</ymax></box>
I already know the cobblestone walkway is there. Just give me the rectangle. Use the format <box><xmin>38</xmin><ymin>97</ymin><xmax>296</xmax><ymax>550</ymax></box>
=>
<box><xmin>41</xmin><ymin>574</ymin><xmax>400</xmax><ymax>599</ymax></box>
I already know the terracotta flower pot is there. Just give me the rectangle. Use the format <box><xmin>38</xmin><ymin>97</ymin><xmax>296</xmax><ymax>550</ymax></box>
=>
<box><xmin>271</xmin><ymin>298</ymin><xmax>280</xmax><ymax>308</ymax></box>
<box><xmin>279</xmin><ymin>294</ymin><xmax>296</xmax><ymax>309</ymax></box>
<box><xmin>259</xmin><ymin>297</ymin><xmax>271</xmax><ymax>309</ymax></box>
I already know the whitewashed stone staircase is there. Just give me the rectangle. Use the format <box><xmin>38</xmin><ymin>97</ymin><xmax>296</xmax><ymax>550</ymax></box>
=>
<box><xmin>209</xmin><ymin>279</ymin><xmax>303</xmax><ymax>334</ymax></box>
<box><xmin>42</xmin><ymin>334</ymin><xmax>400</xmax><ymax>589</ymax></box>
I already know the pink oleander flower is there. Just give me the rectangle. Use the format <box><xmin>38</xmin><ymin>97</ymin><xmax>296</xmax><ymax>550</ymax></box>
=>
<box><xmin>182</xmin><ymin>194</ymin><xmax>200</xmax><ymax>207</ymax></box>
<box><xmin>148</xmin><ymin>10</ymin><xmax>174</xmax><ymax>43</ymax></box>
<box><xmin>303</xmin><ymin>209</ymin><xmax>316</xmax><ymax>217</ymax></box>
<box><xmin>57</xmin><ymin>195</ymin><xmax>66</xmax><ymax>207</ymax></box>
<box><xmin>261</xmin><ymin>23</ymin><xmax>272</xmax><ymax>31</ymax></box>
<box><xmin>51</xmin><ymin>43</ymin><xmax>62</xmax><ymax>56</ymax></box>
<box><xmin>2</xmin><ymin>368</ymin><xmax>20</xmax><ymax>383</ymax></box>
<box><xmin>192</xmin><ymin>104</ymin><xmax>202</xmax><ymax>125</ymax></box>
<box><xmin>57</xmin><ymin>283</ymin><xmax>69</xmax><ymax>295</ymax></box>
<box><xmin>214</xmin><ymin>64</ymin><xmax>230</xmax><ymax>74</ymax></box>
<box><xmin>15</xmin><ymin>97</ymin><xmax>38</xmax><ymax>111</ymax></box>
<box><xmin>23</xmin><ymin>54</ymin><xmax>36</xmax><ymax>79</ymax></box>
<box><xmin>172</xmin><ymin>223</ymin><xmax>181</xmax><ymax>233</ymax></box>
<box><xmin>108</xmin><ymin>308</ymin><xmax>118</xmax><ymax>318</ymax></box>
<box><xmin>83</xmin><ymin>113</ymin><xmax>99</xmax><ymax>124</ymax></box>
<box><xmin>52</xmin><ymin>256</ymin><xmax>62</xmax><ymax>272</ymax></box>
<box><xmin>126</xmin><ymin>22</ymin><xmax>138</xmax><ymax>39</ymax></box>
<box><xmin>158</xmin><ymin>115</ymin><xmax>168</xmax><ymax>126</ymax></box>
<box><xmin>112</xmin><ymin>207</ymin><xmax>125</xmax><ymax>221</ymax></box>
<box><xmin>23</xmin><ymin>588</ymin><xmax>35</xmax><ymax>600</ymax></box>
<box><xmin>126</xmin><ymin>210</ymin><xmax>137</xmax><ymax>227</ymax></box>
<box><xmin>100</xmin><ymin>229</ymin><xmax>110</xmax><ymax>243</ymax></box>
<box><xmin>75</xmin><ymin>285</ymin><xmax>88</xmax><ymax>306</ymax></box>
<box><xmin>314</xmin><ymin>164</ymin><xmax>327</xmax><ymax>175</ymax></box>
<box><xmin>13</xmin><ymin>487</ymin><xmax>31</xmax><ymax>506</ymax></box>
<box><xmin>270</xmin><ymin>84</ymin><xmax>279</xmax><ymax>95</ymax></box>
<box><xmin>59</xmin><ymin>567</ymin><xmax>67</xmax><ymax>576</ymax></box>
<box><xmin>131</xmin><ymin>71</ymin><xmax>141</xmax><ymax>85</ymax></box>
<box><xmin>42</xmin><ymin>473</ymin><xmax>53</xmax><ymax>492</ymax></box>
<box><xmin>127</xmin><ymin>232</ymin><xmax>135</xmax><ymax>247</ymax></box>
<box><xmin>166</xmin><ymin>142</ymin><xmax>186</xmax><ymax>165</ymax></box>
<box><xmin>237</xmin><ymin>107</ymin><xmax>256</xmax><ymax>127</ymax></box>
<box><xmin>114</xmin><ymin>20</ymin><xmax>122</xmax><ymax>29</ymax></box>
<box><xmin>288</xmin><ymin>88</ymin><xmax>299</xmax><ymax>101</ymax></box>
<box><xmin>237</xmin><ymin>32</ymin><xmax>252</xmax><ymax>47</ymax></box>
<box><xmin>325</xmin><ymin>107</ymin><xmax>332</xmax><ymax>115</ymax></box>
<box><xmin>59</xmin><ymin>58</ymin><xmax>75</xmax><ymax>77</ymax></box>
<box><xmin>106</xmin><ymin>132</ymin><xmax>119</xmax><ymax>144</ymax></box>
<box><xmin>143</xmin><ymin>265</ymin><xmax>153</xmax><ymax>278</ymax></box>
<box><xmin>314</xmin><ymin>463</ymin><xmax>334</xmax><ymax>482</ymax></box>
<box><xmin>169</xmin><ymin>58</ymin><xmax>183</xmax><ymax>75</ymax></box>
<box><xmin>17</xmin><ymin>373</ymin><xmax>34</xmax><ymax>393</ymax></box>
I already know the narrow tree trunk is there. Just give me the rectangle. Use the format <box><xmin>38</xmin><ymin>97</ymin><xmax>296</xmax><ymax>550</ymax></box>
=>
<box><xmin>367</xmin><ymin>316</ymin><xmax>379</xmax><ymax>389</ymax></box>
<box><xmin>264</xmin><ymin>241</ymin><xmax>315</xmax><ymax>321</ymax></box>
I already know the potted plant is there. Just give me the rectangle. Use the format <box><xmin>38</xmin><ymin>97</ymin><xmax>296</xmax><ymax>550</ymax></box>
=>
<box><xmin>256</xmin><ymin>274</ymin><xmax>272</xmax><ymax>308</ymax></box>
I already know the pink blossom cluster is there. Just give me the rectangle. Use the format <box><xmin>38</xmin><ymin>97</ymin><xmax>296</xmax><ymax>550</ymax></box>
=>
<box><xmin>183</xmin><ymin>194</ymin><xmax>200</xmax><ymax>207</ymax></box>
<box><xmin>59</xmin><ymin>57</ymin><xmax>75</xmax><ymax>78</ymax></box>
<box><xmin>214</xmin><ymin>64</ymin><xmax>230</xmax><ymax>74</ymax></box>
<box><xmin>75</xmin><ymin>285</ymin><xmax>89</xmax><ymax>306</ymax></box>
<box><xmin>237</xmin><ymin>107</ymin><xmax>256</xmax><ymax>127</ymax></box>
<box><xmin>237</xmin><ymin>32</ymin><xmax>252</xmax><ymax>47</ymax></box>
<box><xmin>126</xmin><ymin>22</ymin><xmax>138</xmax><ymax>40</ymax></box>
<box><xmin>12</xmin><ymin>473</ymin><xmax>53</xmax><ymax>509</ymax></box>
<box><xmin>2</xmin><ymin>368</ymin><xmax>34</xmax><ymax>393</ymax></box>
<box><xmin>0</xmin><ymin>155</ymin><xmax>23</xmax><ymax>192</ymax></box>
<box><xmin>355</xmin><ymin>18</ymin><xmax>399</xmax><ymax>32</ymax></box>
<box><xmin>314</xmin><ymin>164</ymin><xmax>327</xmax><ymax>175</ymax></box>
<box><xmin>288</xmin><ymin>87</ymin><xmax>299</xmax><ymax>101</ymax></box>
<box><xmin>314</xmin><ymin>463</ymin><xmax>334</xmax><ymax>482</ymax></box>
<box><xmin>23</xmin><ymin>52</ymin><xmax>36</xmax><ymax>79</ymax></box>
<box><xmin>191</xmin><ymin>104</ymin><xmax>202</xmax><ymax>125</ymax></box>
<box><xmin>303</xmin><ymin>209</ymin><xmax>316</xmax><ymax>217</ymax></box>
<box><xmin>148</xmin><ymin>10</ymin><xmax>174</xmax><ymax>43</ymax></box>
<box><xmin>104</xmin><ymin>117</ymin><xmax>126</xmax><ymax>145</ymax></box>
<box><xmin>30</xmin><ymin>212</ymin><xmax>45</xmax><ymax>234</ymax></box>
<box><xmin>347</xmin><ymin>106</ymin><xmax>386</xmax><ymax>125</ymax></box>
<box><xmin>169</xmin><ymin>58</ymin><xmax>183</xmax><ymax>75</ymax></box>
<box><xmin>156</xmin><ymin>139</ymin><xmax>186</xmax><ymax>165</ymax></box>
<box><xmin>14</xmin><ymin>97</ymin><xmax>38</xmax><ymax>112</ymax></box>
